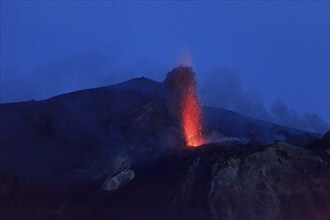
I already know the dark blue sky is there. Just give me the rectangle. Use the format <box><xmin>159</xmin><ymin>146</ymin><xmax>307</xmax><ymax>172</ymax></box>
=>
<box><xmin>1</xmin><ymin>1</ymin><xmax>329</xmax><ymax>133</ymax></box>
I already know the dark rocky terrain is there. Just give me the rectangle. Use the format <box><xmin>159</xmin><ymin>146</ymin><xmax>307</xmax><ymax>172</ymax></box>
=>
<box><xmin>0</xmin><ymin>72</ymin><xmax>329</xmax><ymax>219</ymax></box>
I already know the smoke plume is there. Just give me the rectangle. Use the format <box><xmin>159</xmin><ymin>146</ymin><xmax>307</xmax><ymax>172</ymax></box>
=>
<box><xmin>199</xmin><ymin>68</ymin><xmax>329</xmax><ymax>134</ymax></box>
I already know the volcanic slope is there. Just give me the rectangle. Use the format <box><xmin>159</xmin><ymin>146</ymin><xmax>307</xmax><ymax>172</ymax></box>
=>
<box><xmin>95</xmin><ymin>141</ymin><xmax>330</xmax><ymax>220</ymax></box>
<box><xmin>0</xmin><ymin>75</ymin><xmax>329</xmax><ymax>220</ymax></box>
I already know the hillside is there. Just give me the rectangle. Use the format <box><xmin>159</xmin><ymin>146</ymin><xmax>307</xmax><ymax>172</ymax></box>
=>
<box><xmin>0</xmin><ymin>73</ymin><xmax>328</xmax><ymax>220</ymax></box>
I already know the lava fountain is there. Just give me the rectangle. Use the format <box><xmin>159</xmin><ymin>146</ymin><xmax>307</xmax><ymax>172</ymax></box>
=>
<box><xmin>164</xmin><ymin>66</ymin><xmax>205</xmax><ymax>147</ymax></box>
<box><xmin>182</xmin><ymin>83</ymin><xmax>205</xmax><ymax>146</ymax></box>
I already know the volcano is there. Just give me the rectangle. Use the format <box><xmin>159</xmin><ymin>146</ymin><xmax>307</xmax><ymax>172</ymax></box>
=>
<box><xmin>0</xmin><ymin>67</ymin><xmax>329</xmax><ymax>220</ymax></box>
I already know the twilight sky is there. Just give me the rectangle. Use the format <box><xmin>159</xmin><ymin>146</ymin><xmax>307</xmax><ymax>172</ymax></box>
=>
<box><xmin>1</xmin><ymin>1</ymin><xmax>329</xmax><ymax>133</ymax></box>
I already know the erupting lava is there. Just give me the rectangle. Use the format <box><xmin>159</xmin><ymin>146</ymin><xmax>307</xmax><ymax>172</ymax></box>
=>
<box><xmin>164</xmin><ymin>66</ymin><xmax>205</xmax><ymax>147</ymax></box>
<box><xmin>181</xmin><ymin>85</ymin><xmax>205</xmax><ymax>147</ymax></box>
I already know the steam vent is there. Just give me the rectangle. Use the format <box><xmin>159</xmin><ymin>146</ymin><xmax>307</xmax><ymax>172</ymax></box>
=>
<box><xmin>0</xmin><ymin>66</ymin><xmax>329</xmax><ymax>219</ymax></box>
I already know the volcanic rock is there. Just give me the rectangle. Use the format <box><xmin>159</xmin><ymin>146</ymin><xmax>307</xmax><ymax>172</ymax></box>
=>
<box><xmin>0</xmin><ymin>73</ymin><xmax>328</xmax><ymax>220</ymax></box>
<box><xmin>101</xmin><ymin>169</ymin><xmax>135</xmax><ymax>192</ymax></box>
<box><xmin>99</xmin><ymin>142</ymin><xmax>330</xmax><ymax>220</ymax></box>
<box><xmin>309</xmin><ymin>130</ymin><xmax>330</xmax><ymax>161</ymax></box>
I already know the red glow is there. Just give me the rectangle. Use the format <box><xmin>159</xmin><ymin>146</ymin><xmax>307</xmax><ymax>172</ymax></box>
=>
<box><xmin>164</xmin><ymin>65</ymin><xmax>205</xmax><ymax>147</ymax></box>
<box><xmin>181</xmin><ymin>84</ymin><xmax>205</xmax><ymax>147</ymax></box>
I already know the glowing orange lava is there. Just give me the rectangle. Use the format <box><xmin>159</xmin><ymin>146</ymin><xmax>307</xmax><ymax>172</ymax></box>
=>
<box><xmin>164</xmin><ymin>65</ymin><xmax>205</xmax><ymax>147</ymax></box>
<box><xmin>181</xmin><ymin>84</ymin><xmax>205</xmax><ymax>147</ymax></box>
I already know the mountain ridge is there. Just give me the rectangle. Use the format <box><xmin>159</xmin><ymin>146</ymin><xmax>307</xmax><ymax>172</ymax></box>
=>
<box><xmin>1</xmin><ymin>75</ymin><xmax>329</xmax><ymax>220</ymax></box>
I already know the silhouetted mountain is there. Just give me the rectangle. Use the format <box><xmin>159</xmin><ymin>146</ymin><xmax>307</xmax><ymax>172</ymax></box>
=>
<box><xmin>0</xmin><ymin>74</ymin><xmax>329</xmax><ymax>220</ymax></box>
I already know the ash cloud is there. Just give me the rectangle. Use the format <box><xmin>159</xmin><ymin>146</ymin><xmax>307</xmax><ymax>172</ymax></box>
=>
<box><xmin>163</xmin><ymin>66</ymin><xmax>196</xmax><ymax>137</ymax></box>
<box><xmin>1</xmin><ymin>50</ymin><xmax>111</xmax><ymax>102</ymax></box>
<box><xmin>199</xmin><ymin>68</ymin><xmax>329</xmax><ymax>134</ymax></box>
<box><xmin>1</xmin><ymin>50</ymin><xmax>166</xmax><ymax>103</ymax></box>
<box><xmin>271</xmin><ymin>99</ymin><xmax>329</xmax><ymax>134</ymax></box>
<box><xmin>199</xmin><ymin>68</ymin><xmax>272</xmax><ymax>121</ymax></box>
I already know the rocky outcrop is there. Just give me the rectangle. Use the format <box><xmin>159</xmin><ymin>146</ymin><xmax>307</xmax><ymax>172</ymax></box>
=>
<box><xmin>100</xmin><ymin>141</ymin><xmax>330</xmax><ymax>220</ymax></box>
<box><xmin>310</xmin><ymin>130</ymin><xmax>330</xmax><ymax>161</ymax></box>
<box><xmin>206</xmin><ymin>142</ymin><xmax>330</xmax><ymax>220</ymax></box>
<box><xmin>101</xmin><ymin>169</ymin><xmax>135</xmax><ymax>192</ymax></box>
<box><xmin>1</xmin><ymin>141</ymin><xmax>329</xmax><ymax>220</ymax></box>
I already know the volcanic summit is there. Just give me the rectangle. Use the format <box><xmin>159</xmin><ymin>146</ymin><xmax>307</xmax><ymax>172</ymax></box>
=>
<box><xmin>0</xmin><ymin>66</ymin><xmax>329</xmax><ymax>220</ymax></box>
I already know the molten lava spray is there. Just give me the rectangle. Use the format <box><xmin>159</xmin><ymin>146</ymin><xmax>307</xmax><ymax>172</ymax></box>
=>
<box><xmin>164</xmin><ymin>66</ymin><xmax>205</xmax><ymax>147</ymax></box>
<box><xmin>182</xmin><ymin>85</ymin><xmax>205</xmax><ymax>146</ymax></box>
